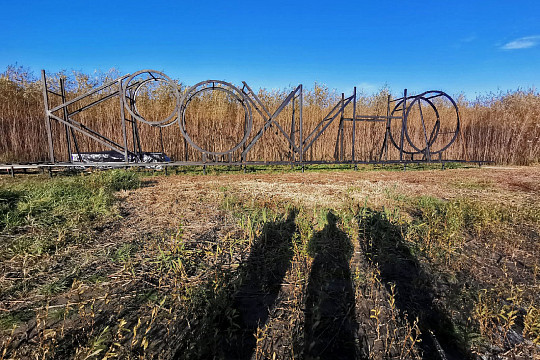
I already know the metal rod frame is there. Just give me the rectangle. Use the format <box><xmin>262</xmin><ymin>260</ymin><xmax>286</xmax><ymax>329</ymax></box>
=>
<box><xmin>20</xmin><ymin>69</ymin><xmax>486</xmax><ymax>169</ymax></box>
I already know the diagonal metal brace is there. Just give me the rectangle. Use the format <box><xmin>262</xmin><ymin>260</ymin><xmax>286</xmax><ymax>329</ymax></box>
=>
<box><xmin>241</xmin><ymin>84</ymin><xmax>302</xmax><ymax>157</ymax></box>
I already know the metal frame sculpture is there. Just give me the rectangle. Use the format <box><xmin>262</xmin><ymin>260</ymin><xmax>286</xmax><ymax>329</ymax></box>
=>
<box><xmin>2</xmin><ymin>68</ymin><xmax>481</xmax><ymax>174</ymax></box>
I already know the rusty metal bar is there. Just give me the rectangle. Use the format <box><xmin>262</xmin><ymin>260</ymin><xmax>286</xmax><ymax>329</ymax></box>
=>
<box><xmin>41</xmin><ymin>70</ymin><xmax>55</xmax><ymax>163</ymax></box>
<box><xmin>68</xmin><ymin>90</ymin><xmax>119</xmax><ymax>117</ymax></box>
<box><xmin>299</xmin><ymin>84</ymin><xmax>303</xmax><ymax>169</ymax></box>
<box><xmin>290</xmin><ymin>92</ymin><xmax>296</xmax><ymax>163</ymax></box>
<box><xmin>303</xmin><ymin>94</ymin><xmax>354</xmax><ymax>146</ymax></box>
<box><xmin>303</xmin><ymin>95</ymin><xmax>354</xmax><ymax>153</ymax></box>
<box><xmin>383</xmin><ymin>94</ymin><xmax>391</xmax><ymax>161</ymax></box>
<box><xmin>60</xmin><ymin>78</ymin><xmax>72</xmax><ymax>162</ymax></box>
<box><xmin>399</xmin><ymin>89</ymin><xmax>407</xmax><ymax>161</ymax></box>
<box><xmin>340</xmin><ymin>93</ymin><xmax>345</xmax><ymax>161</ymax></box>
<box><xmin>241</xmin><ymin>81</ymin><xmax>271</xmax><ymax>117</ymax></box>
<box><xmin>242</xmin><ymin>85</ymin><xmax>301</xmax><ymax>156</ymax></box>
<box><xmin>48</xmin><ymin>74</ymin><xmax>130</xmax><ymax>114</ymax></box>
<box><xmin>352</xmin><ymin>87</ymin><xmax>357</xmax><ymax>167</ymax></box>
<box><xmin>118</xmin><ymin>79</ymin><xmax>129</xmax><ymax>163</ymax></box>
<box><xmin>48</xmin><ymin>113</ymin><xmax>126</xmax><ymax>154</ymax></box>
<box><xmin>417</xmin><ymin>99</ymin><xmax>431</xmax><ymax>161</ymax></box>
<box><xmin>350</xmin><ymin>115</ymin><xmax>402</xmax><ymax>120</ymax></box>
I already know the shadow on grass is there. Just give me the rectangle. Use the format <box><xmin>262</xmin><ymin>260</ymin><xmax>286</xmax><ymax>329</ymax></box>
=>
<box><xmin>358</xmin><ymin>208</ymin><xmax>471</xmax><ymax>360</ymax></box>
<box><xmin>219</xmin><ymin>208</ymin><xmax>299</xmax><ymax>359</ymax></box>
<box><xmin>304</xmin><ymin>211</ymin><xmax>359</xmax><ymax>359</ymax></box>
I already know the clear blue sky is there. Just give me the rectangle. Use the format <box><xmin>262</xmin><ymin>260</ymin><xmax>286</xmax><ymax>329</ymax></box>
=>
<box><xmin>1</xmin><ymin>0</ymin><xmax>539</xmax><ymax>99</ymax></box>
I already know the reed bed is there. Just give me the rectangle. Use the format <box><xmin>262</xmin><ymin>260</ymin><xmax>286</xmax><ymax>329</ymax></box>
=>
<box><xmin>1</xmin><ymin>66</ymin><xmax>539</xmax><ymax>165</ymax></box>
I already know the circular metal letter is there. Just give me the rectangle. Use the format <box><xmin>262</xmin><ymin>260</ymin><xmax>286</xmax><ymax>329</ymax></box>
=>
<box><xmin>179</xmin><ymin>80</ymin><xmax>253</xmax><ymax>156</ymax></box>
<box><xmin>123</xmin><ymin>70</ymin><xmax>180</xmax><ymax>127</ymax></box>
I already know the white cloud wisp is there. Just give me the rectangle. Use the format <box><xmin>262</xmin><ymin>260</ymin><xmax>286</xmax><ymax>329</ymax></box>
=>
<box><xmin>501</xmin><ymin>35</ymin><xmax>540</xmax><ymax>50</ymax></box>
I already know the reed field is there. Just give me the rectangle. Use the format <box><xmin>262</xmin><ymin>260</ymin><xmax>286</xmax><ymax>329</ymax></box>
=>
<box><xmin>1</xmin><ymin>65</ymin><xmax>539</xmax><ymax>165</ymax></box>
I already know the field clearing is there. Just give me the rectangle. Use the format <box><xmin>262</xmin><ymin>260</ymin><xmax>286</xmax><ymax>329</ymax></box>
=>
<box><xmin>1</xmin><ymin>166</ymin><xmax>539</xmax><ymax>359</ymax></box>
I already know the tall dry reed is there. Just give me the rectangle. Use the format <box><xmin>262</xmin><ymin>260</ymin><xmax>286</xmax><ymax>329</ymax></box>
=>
<box><xmin>0</xmin><ymin>66</ymin><xmax>539</xmax><ymax>165</ymax></box>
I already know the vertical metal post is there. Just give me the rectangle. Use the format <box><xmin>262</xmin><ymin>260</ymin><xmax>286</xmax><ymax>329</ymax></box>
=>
<box><xmin>352</xmin><ymin>87</ymin><xmax>357</xmax><ymax>170</ymax></box>
<box><xmin>133</xmin><ymin>120</ymin><xmax>142</xmax><ymax>158</ymax></box>
<box><xmin>290</xmin><ymin>92</ymin><xmax>296</xmax><ymax>167</ymax></box>
<box><xmin>130</xmin><ymin>95</ymin><xmax>143</xmax><ymax>159</ymax></box>
<box><xmin>399</xmin><ymin>89</ymin><xmax>407</xmax><ymax>162</ymax></box>
<box><xmin>242</xmin><ymin>99</ymin><xmax>247</xmax><ymax>165</ymax></box>
<box><xmin>132</xmin><ymin>121</ymin><xmax>138</xmax><ymax>155</ymax></box>
<box><xmin>70</xmin><ymin>129</ymin><xmax>82</xmax><ymax>162</ymax></box>
<box><xmin>159</xmin><ymin>127</ymin><xmax>165</xmax><ymax>155</ymax></box>
<box><xmin>118</xmin><ymin>79</ymin><xmax>129</xmax><ymax>163</ymax></box>
<box><xmin>62</xmin><ymin>81</ymin><xmax>82</xmax><ymax>161</ymax></box>
<box><xmin>417</xmin><ymin>100</ymin><xmax>431</xmax><ymax>162</ymax></box>
<box><xmin>340</xmin><ymin>93</ymin><xmax>345</xmax><ymax>161</ymax></box>
<box><xmin>128</xmin><ymin>92</ymin><xmax>137</xmax><ymax>155</ymax></box>
<box><xmin>299</xmin><ymin>85</ymin><xmax>304</xmax><ymax>172</ymax></box>
<box><xmin>441</xmin><ymin>153</ymin><xmax>445</xmax><ymax>170</ymax></box>
<box><xmin>385</xmin><ymin>94</ymin><xmax>390</xmax><ymax>161</ymax></box>
<box><xmin>59</xmin><ymin>78</ymin><xmax>72</xmax><ymax>162</ymax></box>
<box><xmin>201</xmin><ymin>153</ymin><xmax>207</xmax><ymax>174</ymax></box>
<box><xmin>41</xmin><ymin>70</ymin><xmax>55</xmax><ymax>163</ymax></box>
<box><xmin>379</xmin><ymin>95</ymin><xmax>390</xmax><ymax>162</ymax></box>
<box><xmin>127</xmin><ymin>89</ymin><xmax>141</xmax><ymax>159</ymax></box>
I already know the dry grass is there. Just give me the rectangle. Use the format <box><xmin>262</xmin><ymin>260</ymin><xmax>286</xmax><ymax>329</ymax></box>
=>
<box><xmin>1</xmin><ymin>166</ymin><xmax>539</xmax><ymax>359</ymax></box>
<box><xmin>1</xmin><ymin>65</ymin><xmax>539</xmax><ymax>165</ymax></box>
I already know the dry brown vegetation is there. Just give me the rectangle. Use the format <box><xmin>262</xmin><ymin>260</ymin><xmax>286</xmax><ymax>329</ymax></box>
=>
<box><xmin>1</xmin><ymin>65</ymin><xmax>539</xmax><ymax>165</ymax></box>
<box><xmin>1</xmin><ymin>165</ymin><xmax>539</xmax><ymax>359</ymax></box>
<box><xmin>2</xmin><ymin>64</ymin><xmax>539</xmax><ymax>360</ymax></box>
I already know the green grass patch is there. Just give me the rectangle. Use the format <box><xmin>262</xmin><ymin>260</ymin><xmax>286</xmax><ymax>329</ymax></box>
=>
<box><xmin>142</xmin><ymin>162</ymin><xmax>468</xmax><ymax>177</ymax></box>
<box><xmin>91</xmin><ymin>169</ymin><xmax>141</xmax><ymax>191</ymax></box>
<box><xmin>0</xmin><ymin>309</ymin><xmax>34</xmax><ymax>330</ymax></box>
<box><xmin>0</xmin><ymin>170</ymin><xmax>140</xmax><ymax>233</ymax></box>
<box><xmin>111</xmin><ymin>242</ymin><xmax>139</xmax><ymax>263</ymax></box>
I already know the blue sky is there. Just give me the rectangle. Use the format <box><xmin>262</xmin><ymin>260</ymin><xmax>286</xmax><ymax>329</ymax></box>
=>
<box><xmin>0</xmin><ymin>0</ymin><xmax>539</xmax><ymax>99</ymax></box>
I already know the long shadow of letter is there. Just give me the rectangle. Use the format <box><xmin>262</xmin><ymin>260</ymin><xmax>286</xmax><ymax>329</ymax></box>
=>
<box><xmin>358</xmin><ymin>209</ymin><xmax>470</xmax><ymax>360</ymax></box>
<box><xmin>304</xmin><ymin>211</ymin><xmax>358</xmax><ymax>359</ymax></box>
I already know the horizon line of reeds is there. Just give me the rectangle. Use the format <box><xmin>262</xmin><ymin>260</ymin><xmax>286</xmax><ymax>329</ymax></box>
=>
<box><xmin>1</xmin><ymin>65</ymin><xmax>539</xmax><ymax>165</ymax></box>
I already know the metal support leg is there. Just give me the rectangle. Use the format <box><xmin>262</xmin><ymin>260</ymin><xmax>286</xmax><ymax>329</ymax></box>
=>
<box><xmin>352</xmin><ymin>87</ymin><xmax>357</xmax><ymax>170</ymax></box>
<box><xmin>60</xmin><ymin>78</ymin><xmax>73</xmax><ymax>162</ymax></box>
<box><xmin>41</xmin><ymin>70</ymin><xmax>55</xmax><ymax>163</ymax></box>
<box><xmin>399</xmin><ymin>89</ymin><xmax>407</xmax><ymax>162</ymax></box>
<box><xmin>299</xmin><ymin>84</ymin><xmax>304</xmax><ymax>172</ymax></box>
<box><xmin>340</xmin><ymin>93</ymin><xmax>345</xmax><ymax>162</ymax></box>
<box><xmin>290</xmin><ymin>92</ymin><xmax>296</xmax><ymax>168</ymax></box>
<box><xmin>119</xmin><ymin>79</ymin><xmax>129</xmax><ymax>163</ymax></box>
